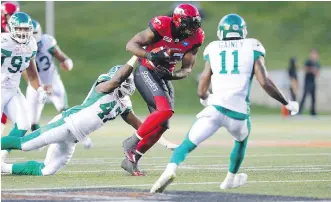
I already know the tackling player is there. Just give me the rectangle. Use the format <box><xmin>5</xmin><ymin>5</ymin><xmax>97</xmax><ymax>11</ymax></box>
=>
<box><xmin>1</xmin><ymin>61</ymin><xmax>139</xmax><ymax>176</ymax></box>
<box><xmin>121</xmin><ymin>3</ymin><xmax>204</xmax><ymax>176</ymax></box>
<box><xmin>1</xmin><ymin>12</ymin><xmax>48</xmax><ymax>162</ymax></box>
<box><xmin>1</xmin><ymin>1</ymin><xmax>20</xmax><ymax>133</ymax></box>
<box><xmin>151</xmin><ymin>14</ymin><xmax>299</xmax><ymax>193</ymax></box>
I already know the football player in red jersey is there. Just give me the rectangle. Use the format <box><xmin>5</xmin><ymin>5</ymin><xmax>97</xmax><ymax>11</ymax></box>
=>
<box><xmin>1</xmin><ymin>2</ymin><xmax>20</xmax><ymax>134</ymax></box>
<box><xmin>120</xmin><ymin>4</ymin><xmax>205</xmax><ymax>176</ymax></box>
<box><xmin>1</xmin><ymin>2</ymin><xmax>19</xmax><ymax>33</ymax></box>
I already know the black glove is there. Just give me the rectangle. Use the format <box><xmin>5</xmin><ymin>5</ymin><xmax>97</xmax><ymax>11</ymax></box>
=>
<box><xmin>152</xmin><ymin>65</ymin><xmax>173</xmax><ymax>79</ymax></box>
<box><xmin>145</xmin><ymin>49</ymin><xmax>171</xmax><ymax>62</ymax></box>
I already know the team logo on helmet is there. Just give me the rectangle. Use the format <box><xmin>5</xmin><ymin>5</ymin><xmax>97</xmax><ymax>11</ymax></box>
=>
<box><xmin>232</xmin><ymin>24</ymin><xmax>239</xmax><ymax>31</ymax></box>
<box><xmin>174</xmin><ymin>7</ymin><xmax>186</xmax><ymax>16</ymax></box>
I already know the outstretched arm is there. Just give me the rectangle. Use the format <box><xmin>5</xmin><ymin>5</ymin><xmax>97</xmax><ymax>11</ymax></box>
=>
<box><xmin>167</xmin><ymin>47</ymin><xmax>200</xmax><ymax>80</ymax></box>
<box><xmin>52</xmin><ymin>45</ymin><xmax>73</xmax><ymax>71</ymax></box>
<box><xmin>95</xmin><ymin>56</ymin><xmax>139</xmax><ymax>93</ymax></box>
<box><xmin>121</xmin><ymin>110</ymin><xmax>142</xmax><ymax>130</ymax></box>
<box><xmin>254</xmin><ymin>56</ymin><xmax>288</xmax><ymax>105</ymax></box>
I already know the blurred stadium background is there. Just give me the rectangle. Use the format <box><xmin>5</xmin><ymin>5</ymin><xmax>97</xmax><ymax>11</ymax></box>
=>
<box><xmin>2</xmin><ymin>1</ymin><xmax>331</xmax><ymax>201</ymax></box>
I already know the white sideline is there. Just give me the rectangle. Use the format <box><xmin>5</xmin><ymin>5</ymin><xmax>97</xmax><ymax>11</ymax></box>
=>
<box><xmin>3</xmin><ymin>179</ymin><xmax>331</xmax><ymax>192</ymax></box>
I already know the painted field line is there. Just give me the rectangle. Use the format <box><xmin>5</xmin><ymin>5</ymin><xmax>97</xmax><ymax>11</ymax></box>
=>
<box><xmin>3</xmin><ymin>179</ymin><xmax>331</xmax><ymax>192</ymax></box>
<box><xmin>63</xmin><ymin>166</ymin><xmax>329</xmax><ymax>174</ymax></box>
<box><xmin>6</xmin><ymin>152</ymin><xmax>331</xmax><ymax>163</ymax></box>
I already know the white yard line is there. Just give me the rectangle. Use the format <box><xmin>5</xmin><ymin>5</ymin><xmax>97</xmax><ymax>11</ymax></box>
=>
<box><xmin>6</xmin><ymin>152</ymin><xmax>331</xmax><ymax>163</ymax></box>
<box><xmin>3</xmin><ymin>179</ymin><xmax>331</xmax><ymax>192</ymax></box>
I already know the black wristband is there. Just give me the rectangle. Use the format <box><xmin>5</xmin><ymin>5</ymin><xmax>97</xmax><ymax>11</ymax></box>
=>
<box><xmin>145</xmin><ymin>52</ymin><xmax>152</xmax><ymax>60</ymax></box>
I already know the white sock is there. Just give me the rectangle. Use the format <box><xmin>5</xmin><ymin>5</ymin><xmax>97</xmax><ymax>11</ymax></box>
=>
<box><xmin>166</xmin><ymin>163</ymin><xmax>177</xmax><ymax>173</ymax></box>
<box><xmin>226</xmin><ymin>171</ymin><xmax>236</xmax><ymax>179</ymax></box>
<box><xmin>134</xmin><ymin>132</ymin><xmax>142</xmax><ymax>140</ymax></box>
<box><xmin>2</xmin><ymin>163</ymin><xmax>13</xmax><ymax>173</ymax></box>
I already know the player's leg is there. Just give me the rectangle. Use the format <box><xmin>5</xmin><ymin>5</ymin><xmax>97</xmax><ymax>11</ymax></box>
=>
<box><xmin>26</xmin><ymin>84</ymin><xmax>44</xmax><ymax>131</ymax></box>
<box><xmin>220</xmin><ymin>116</ymin><xmax>251</xmax><ymax>189</ymax></box>
<box><xmin>49</xmin><ymin>75</ymin><xmax>69</xmax><ymax>112</ymax></box>
<box><xmin>1</xmin><ymin>89</ymin><xmax>30</xmax><ymax>160</ymax></box>
<box><xmin>299</xmin><ymin>82</ymin><xmax>309</xmax><ymax>114</ymax></box>
<box><xmin>1</xmin><ymin>113</ymin><xmax>8</xmax><ymax>135</ymax></box>
<box><xmin>1</xmin><ymin>114</ymin><xmax>75</xmax><ymax>152</ymax></box>
<box><xmin>2</xmin><ymin>142</ymin><xmax>76</xmax><ymax>176</ymax></box>
<box><xmin>151</xmin><ymin>106</ymin><xmax>222</xmax><ymax>193</ymax></box>
<box><xmin>122</xmin><ymin>66</ymin><xmax>173</xmax><ymax>169</ymax></box>
<box><xmin>310</xmin><ymin>84</ymin><xmax>316</xmax><ymax>115</ymax></box>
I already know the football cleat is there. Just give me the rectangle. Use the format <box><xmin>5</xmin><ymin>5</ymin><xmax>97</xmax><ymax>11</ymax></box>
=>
<box><xmin>220</xmin><ymin>173</ymin><xmax>248</xmax><ymax>189</ymax></box>
<box><xmin>121</xmin><ymin>158</ymin><xmax>145</xmax><ymax>176</ymax></box>
<box><xmin>150</xmin><ymin>170</ymin><xmax>176</xmax><ymax>193</ymax></box>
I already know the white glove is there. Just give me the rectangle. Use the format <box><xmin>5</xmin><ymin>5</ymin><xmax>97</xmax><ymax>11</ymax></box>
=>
<box><xmin>37</xmin><ymin>87</ymin><xmax>48</xmax><ymax>104</ymax></box>
<box><xmin>285</xmin><ymin>101</ymin><xmax>299</xmax><ymax>115</ymax></box>
<box><xmin>200</xmin><ymin>94</ymin><xmax>213</xmax><ymax>107</ymax></box>
<box><xmin>61</xmin><ymin>59</ymin><xmax>73</xmax><ymax>71</ymax></box>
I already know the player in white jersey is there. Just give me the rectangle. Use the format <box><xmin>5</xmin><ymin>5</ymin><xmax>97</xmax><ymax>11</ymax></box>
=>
<box><xmin>1</xmin><ymin>12</ymin><xmax>47</xmax><ymax>161</ymax></box>
<box><xmin>1</xmin><ymin>61</ymin><xmax>139</xmax><ymax>176</ymax></box>
<box><xmin>1</xmin><ymin>58</ymin><xmax>178</xmax><ymax>176</ymax></box>
<box><xmin>25</xmin><ymin>19</ymin><xmax>73</xmax><ymax>132</ymax></box>
<box><xmin>151</xmin><ymin>14</ymin><xmax>299</xmax><ymax>193</ymax></box>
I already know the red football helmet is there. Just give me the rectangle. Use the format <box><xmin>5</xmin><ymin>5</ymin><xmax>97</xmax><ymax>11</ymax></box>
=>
<box><xmin>1</xmin><ymin>2</ymin><xmax>20</xmax><ymax>16</ymax></box>
<box><xmin>172</xmin><ymin>4</ymin><xmax>201</xmax><ymax>35</ymax></box>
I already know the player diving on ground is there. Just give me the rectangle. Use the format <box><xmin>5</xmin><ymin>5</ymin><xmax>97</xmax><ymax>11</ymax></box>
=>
<box><xmin>150</xmin><ymin>13</ymin><xmax>299</xmax><ymax>193</ymax></box>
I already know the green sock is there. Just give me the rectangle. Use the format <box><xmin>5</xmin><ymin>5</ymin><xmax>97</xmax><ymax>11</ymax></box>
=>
<box><xmin>1</xmin><ymin>136</ymin><xmax>21</xmax><ymax>150</ymax></box>
<box><xmin>12</xmin><ymin>161</ymin><xmax>45</xmax><ymax>176</ymax></box>
<box><xmin>170</xmin><ymin>134</ymin><xmax>197</xmax><ymax>165</ymax></box>
<box><xmin>229</xmin><ymin>136</ymin><xmax>248</xmax><ymax>173</ymax></box>
<box><xmin>6</xmin><ymin>123</ymin><xmax>27</xmax><ymax>152</ymax></box>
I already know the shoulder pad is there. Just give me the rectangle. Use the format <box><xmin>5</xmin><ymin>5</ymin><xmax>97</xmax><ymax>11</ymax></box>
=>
<box><xmin>149</xmin><ymin>16</ymin><xmax>171</xmax><ymax>36</ymax></box>
<box><xmin>194</xmin><ymin>28</ymin><xmax>205</xmax><ymax>45</ymax></box>
<box><xmin>97</xmin><ymin>74</ymin><xmax>111</xmax><ymax>83</ymax></box>
<box><xmin>41</xmin><ymin>34</ymin><xmax>57</xmax><ymax>50</ymax></box>
<box><xmin>28</xmin><ymin>37</ymin><xmax>38</xmax><ymax>53</ymax></box>
<box><xmin>203</xmin><ymin>41</ymin><xmax>217</xmax><ymax>61</ymax></box>
<box><xmin>251</xmin><ymin>38</ymin><xmax>265</xmax><ymax>56</ymax></box>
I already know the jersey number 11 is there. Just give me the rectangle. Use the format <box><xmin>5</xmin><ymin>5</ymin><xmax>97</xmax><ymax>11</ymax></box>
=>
<box><xmin>219</xmin><ymin>50</ymin><xmax>240</xmax><ymax>74</ymax></box>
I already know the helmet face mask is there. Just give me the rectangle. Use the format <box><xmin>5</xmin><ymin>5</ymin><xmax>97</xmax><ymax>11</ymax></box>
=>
<box><xmin>8</xmin><ymin>12</ymin><xmax>33</xmax><ymax>44</ymax></box>
<box><xmin>217</xmin><ymin>14</ymin><xmax>247</xmax><ymax>41</ymax></box>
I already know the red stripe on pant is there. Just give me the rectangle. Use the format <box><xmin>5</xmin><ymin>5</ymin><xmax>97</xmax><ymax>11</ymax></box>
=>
<box><xmin>136</xmin><ymin>126</ymin><xmax>167</xmax><ymax>154</ymax></box>
<box><xmin>1</xmin><ymin>113</ymin><xmax>8</xmax><ymax>124</ymax></box>
<box><xmin>136</xmin><ymin>96</ymin><xmax>173</xmax><ymax>139</ymax></box>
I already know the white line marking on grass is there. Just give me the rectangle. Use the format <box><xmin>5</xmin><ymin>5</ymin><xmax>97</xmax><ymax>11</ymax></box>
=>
<box><xmin>6</xmin><ymin>153</ymin><xmax>331</xmax><ymax>163</ymax></box>
<box><xmin>3</xmin><ymin>180</ymin><xmax>331</xmax><ymax>192</ymax></box>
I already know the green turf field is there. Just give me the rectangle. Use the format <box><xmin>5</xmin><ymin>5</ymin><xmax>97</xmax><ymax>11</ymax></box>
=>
<box><xmin>2</xmin><ymin>115</ymin><xmax>331</xmax><ymax>199</ymax></box>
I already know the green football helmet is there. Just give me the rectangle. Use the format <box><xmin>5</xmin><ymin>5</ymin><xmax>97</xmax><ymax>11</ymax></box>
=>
<box><xmin>8</xmin><ymin>12</ymin><xmax>33</xmax><ymax>44</ymax></box>
<box><xmin>217</xmin><ymin>13</ymin><xmax>247</xmax><ymax>40</ymax></box>
<box><xmin>32</xmin><ymin>19</ymin><xmax>42</xmax><ymax>42</ymax></box>
<box><xmin>108</xmin><ymin>65</ymin><xmax>135</xmax><ymax>97</ymax></box>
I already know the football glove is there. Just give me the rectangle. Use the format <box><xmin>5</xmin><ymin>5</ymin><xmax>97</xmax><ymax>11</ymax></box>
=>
<box><xmin>200</xmin><ymin>95</ymin><xmax>213</xmax><ymax>107</ymax></box>
<box><xmin>37</xmin><ymin>87</ymin><xmax>48</xmax><ymax>104</ymax></box>
<box><xmin>153</xmin><ymin>65</ymin><xmax>173</xmax><ymax>79</ymax></box>
<box><xmin>285</xmin><ymin>101</ymin><xmax>299</xmax><ymax>115</ymax></box>
<box><xmin>145</xmin><ymin>49</ymin><xmax>171</xmax><ymax>62</ymax></box>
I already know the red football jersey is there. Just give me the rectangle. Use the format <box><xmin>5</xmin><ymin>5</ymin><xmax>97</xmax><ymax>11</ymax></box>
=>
<box><xmin>1</xmin><ymin>16</ymin><xmax>9</xmax><ymax>32</ymax></box>
<box><xmin>141</xmin><ymin>16</ymin><xmax>205</xmax><ymax>72</ymax></box>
